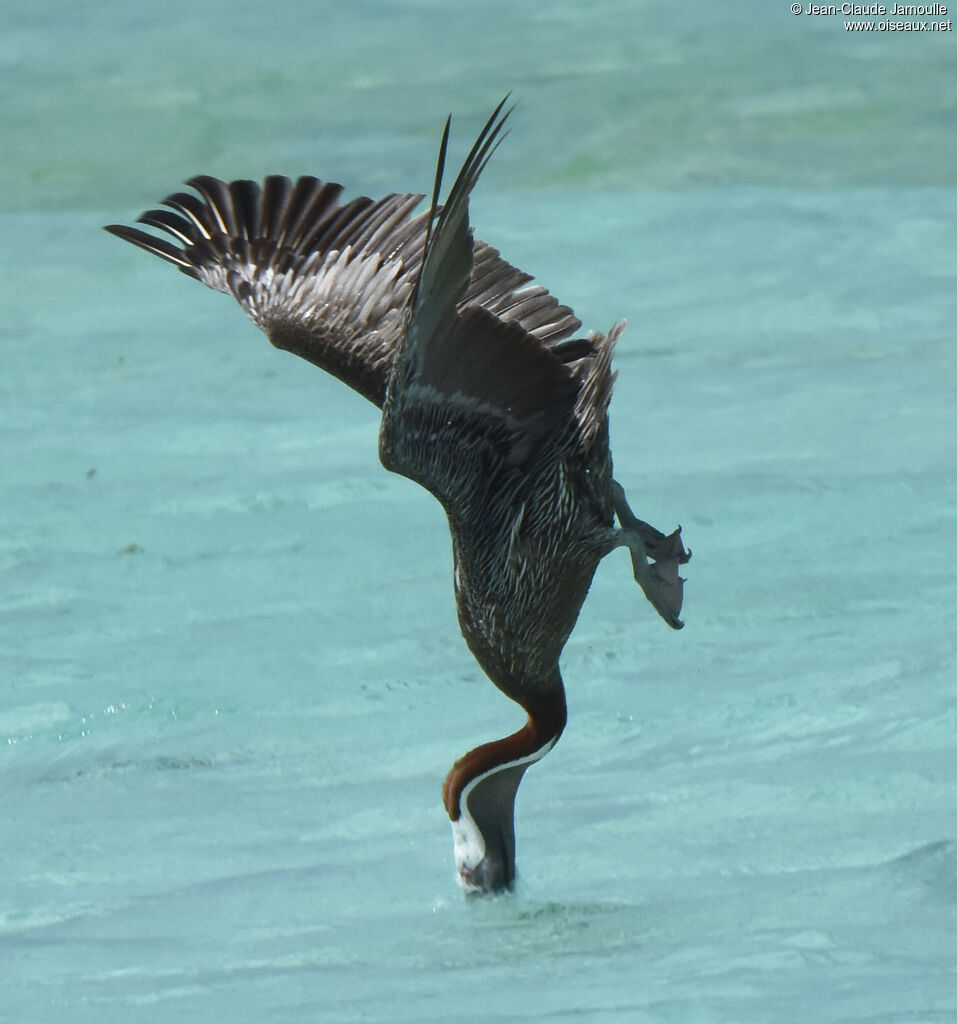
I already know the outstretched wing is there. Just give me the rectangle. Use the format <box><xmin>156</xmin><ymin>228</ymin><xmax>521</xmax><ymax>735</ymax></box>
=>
<box><xmin>106</xmin><ymin>164</ymin><xmax>583</xmax><ymax>407</ymax></box>
<box><xmin>106</xmin><ymin>177</ymin><xmax>428</xmax><ymax>405</ymax></box>
<box><xmin>379</xmin><ymin>99</ymin><xmax>589</xmax><ymax>513</ymax></box>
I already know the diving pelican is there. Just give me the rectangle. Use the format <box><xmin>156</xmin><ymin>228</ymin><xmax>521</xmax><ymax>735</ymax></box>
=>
<box><xmin>105</xmin><ymin>98</ymin><xmax>690</xmax><ymax>894</ymax></box>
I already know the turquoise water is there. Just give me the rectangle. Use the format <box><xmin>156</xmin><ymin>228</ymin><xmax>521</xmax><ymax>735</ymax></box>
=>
<box><xmin>3</xmin><ymin>2</ymin><xmax>957</xmax><ymax>1021</ymax></box>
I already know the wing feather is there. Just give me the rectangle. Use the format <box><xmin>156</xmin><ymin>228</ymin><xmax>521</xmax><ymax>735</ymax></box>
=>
<box><xmin>380</xmin><ymin>100</ymin><xmax>596</xmax><ymax>514</ymax></box>
<box><xmin>104</xmin><ymin>103</ymin><xmax>606</xmax><ymax>420</ymax></box>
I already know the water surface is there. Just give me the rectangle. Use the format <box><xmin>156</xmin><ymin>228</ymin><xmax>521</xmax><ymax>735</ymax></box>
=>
<box><xmin>3</xmin><ymin>2</ymin><xmax>957</xmax><ymax>1021</ymax></box>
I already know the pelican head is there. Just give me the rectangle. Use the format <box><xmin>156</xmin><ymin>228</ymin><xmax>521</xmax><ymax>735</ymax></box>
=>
<box><xmin>443</xmin><ymin>707</ymin><xmax>564</xmax><ymax>894</ymax></box>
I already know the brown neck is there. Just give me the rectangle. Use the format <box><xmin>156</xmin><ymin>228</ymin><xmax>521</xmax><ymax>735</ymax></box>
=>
<box><xmin>442</xmin><ymin>692</ymin><xmax>567</xmax><ymax>820</ymax></box>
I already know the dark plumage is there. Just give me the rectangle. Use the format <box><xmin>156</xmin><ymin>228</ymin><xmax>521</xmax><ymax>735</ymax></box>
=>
<box><xmin>105</xmin><ymin>98</ymin><xmax>690</xmax><ymax>894</ymax></box>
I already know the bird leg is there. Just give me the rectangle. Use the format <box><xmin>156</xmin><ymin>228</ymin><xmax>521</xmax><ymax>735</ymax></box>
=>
<box><xmin>610</xmin><ymin>480</ymin><xmax>690</xmax><ymax>630</ymax></box>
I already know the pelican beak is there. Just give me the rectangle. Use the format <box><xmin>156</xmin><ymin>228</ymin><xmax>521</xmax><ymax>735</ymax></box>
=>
<box><xmin>453</xmin><ymin>815</ymin><xmax>517</xmax><ymax>894</ymax></box>
<box><xmin>451</xmin><ymin>761</ymin><xmax>528</xmax><ymax>894</ymax></box>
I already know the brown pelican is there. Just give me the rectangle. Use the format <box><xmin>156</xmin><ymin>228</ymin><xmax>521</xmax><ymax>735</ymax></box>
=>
<box><xmin>105</xmin><ymin>98</ymin><xmax>689</xmax><ymax>894</ymax></box>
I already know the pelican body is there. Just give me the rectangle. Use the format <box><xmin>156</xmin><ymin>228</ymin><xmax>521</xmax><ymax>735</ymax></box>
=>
<box><xmin>106</xmin><ymin>99</ymin><xmax>689</xmax><ymax>894</ymax></box>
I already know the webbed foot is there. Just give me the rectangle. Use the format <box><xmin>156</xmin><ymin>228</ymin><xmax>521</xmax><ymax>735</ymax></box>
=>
<box><xmin>611</xmin><ymin>481</ymin><xmax>691</xmax><ymax>630</ymax></box>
